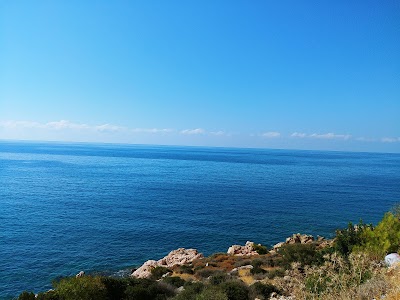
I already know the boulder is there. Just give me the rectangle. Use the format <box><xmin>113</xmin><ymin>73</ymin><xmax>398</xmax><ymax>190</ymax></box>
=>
<box><xmin>270</xmin><ymin>234</ymin><xmax>321</xmax><ymax>254</ymax></box>
<box><xmin>385</xmin><ymin>253</ymin><xmax>400</xmax><ymax>267</ymax></box>
<box><xmin>162</xmin><ymin>248</ymin><xmax>203</xmax><ymax>266</ymax></box>
<box><xmin>131</xmin><ymin>260</ymin><xmax>158</xmax><ymax>278</ymax></box>
<box><xmin>286</xmin><ymin>233</ymin><xmax>314</xmax><ymax>244</ymax></box>
<box><xmin>227</xmin><ymin>241</ymin><xmax>259</xmax><ymax>256</ymax></box>
<box><xmin>131</xmin><ymin>248</ymin><xmax>203</xmax><ymax>279</ymax></box>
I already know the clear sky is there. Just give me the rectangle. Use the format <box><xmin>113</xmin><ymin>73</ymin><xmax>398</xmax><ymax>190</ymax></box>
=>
<box><xmin>1</xmin><ymin>1</ymin><xmax>399</xmax><ymax>152</ymax></box>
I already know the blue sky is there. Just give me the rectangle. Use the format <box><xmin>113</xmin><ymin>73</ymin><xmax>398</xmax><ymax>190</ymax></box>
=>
<box><xmin>1</xmin><ymin>1</ymin><xmax>399</xmax><ymax>152</ymax></box>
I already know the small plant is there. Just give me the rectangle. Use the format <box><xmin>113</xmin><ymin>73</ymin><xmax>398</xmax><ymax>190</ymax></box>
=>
<box><xmin>18</xmin><ymin>291</ymin><xmax>36</xmax><ymax>300</ymax></box>
<box><xmin>178</xmin><ymin>264</ymin><xmax>194</xmax><ymax>274</ymax></box>
<box><xmin>195</xmin><ymin>285</ymin><xmax>228</xmax><ymax>300</ymax></box>
<box><xmin>36</xmin><ymin>290</ymin><xmax>59</xmax><ymax>300</ymax></box>
<box><xmin>210</xmin><ymin>272</ymin><xmax>229</xmax><ymax>285</ymax></box>
<box><xmin>253</xmin><ymin>243</ymin><xmax>268</xmax><ymax>255</ymax></box>
<box><xmin>196</xmin><ymin>268</ymin><xmax>222</xmax><ymax>279</ymax></box>
<box><xmin>234</xmin><ymin>259</ymin><xmax>251</xmax><ymax>268</ymax></box>
<box><xmin>266</xmin><ymin>268</ymin><xmax>285</xmax><ymax>279</ymax></box>
<box><xmin>162</xmin><ymin>276</ymin><xmax>186</xmax><ymax>288</ymax></box>
<box><xmin>278</xmin><ymin>243</ymin><xmax>322</xmax><ymax>268</ymax></box>
<box><xmin>220</xmin><ymin>280</ymin><xmax>250</xmax><ymax>300</ymax></box>
<box><xmin>250</xmin><ymin>282</ymin><xmax>280</xmax><ymax>299</ymax></box>
<box><xmin>150</xmin><ymin>266</ymin><xmax>171</xmax><ymax>280</ymax></box>
<box><xmin>172</xmin><ymin>282</ymin><xmax>205</xmax><ymax>300</ymax></box>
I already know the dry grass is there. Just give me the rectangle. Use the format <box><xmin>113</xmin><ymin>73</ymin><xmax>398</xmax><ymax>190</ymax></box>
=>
<box><xmin>237</xmin><ymin>268</ymin><xmax>254</xmax><ymax>285</ymax></box>
<box><xmin>273</xmin><ymin>252</ymin><xmax>388</xmax><ymax>300</ymax></box>
<box><xmin>385</xmin><ymin>264</ymin><xmax>400</xmax><ymax>300</ymax></box>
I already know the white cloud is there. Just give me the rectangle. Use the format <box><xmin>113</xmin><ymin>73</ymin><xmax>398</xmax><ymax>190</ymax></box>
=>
<box><xmin>180</xmin><ymin>128</ymin><xmax>205</xmax><ymax>135</ymax></box>
<box><xmin>131</xmin><ymin>128</ymin><xmax>174</xmax><ymax>133</ymax></box>
<box><xmin>95</xmin><ymin>124</ymin><xmax>126</xmax><ymax>132</ymax></box>
<box><xmin>260</xmin><ymin>131</ymin><xmax>281</xmax><ymax>138</ymax></box>
<box><xmin>45</xmin><ymin>120</ymin><xmax>90</xmax><ymax>130</ymax></box>
<box><xmin>381</xmin><ymin>137</ymin><xmax>400</xmax><ymax>143</ymax></box>
<box><xmin>0</xmin><ymin>120</ymin><xmax>42</xmax><ymax>129</ymax></box>
<box><xmin>291</xmin><ymin>132</ymin><xmax>307</xmax><ymax>138</ymax></box>
<box><xmin>309</xmin><ymin>133</ymin><xmax>351</xmax><ymax>140</ymax></box>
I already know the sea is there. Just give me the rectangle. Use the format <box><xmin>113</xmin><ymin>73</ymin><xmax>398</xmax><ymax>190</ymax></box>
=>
<box><xmin>1</xmin><ymin>141</ymin><xmax>400</xmax><ymax>298</ymax></box>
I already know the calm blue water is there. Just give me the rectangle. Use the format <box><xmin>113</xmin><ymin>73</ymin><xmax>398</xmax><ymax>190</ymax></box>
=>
<box><xmin>1</xmin><ymin>141</ymin><xmax>400</xmax><ymax>298</ymax></box>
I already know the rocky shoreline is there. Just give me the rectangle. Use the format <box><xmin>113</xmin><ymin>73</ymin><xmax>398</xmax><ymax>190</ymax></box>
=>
<box><xmin>129</xmin><ymin>233</ymin><xmax>332</xmax><ymax>279</ymax></box>
<box><xmin>16</xmin><ymin>207</ymin><xmax>400</xmax><ymax>300</ymax></box>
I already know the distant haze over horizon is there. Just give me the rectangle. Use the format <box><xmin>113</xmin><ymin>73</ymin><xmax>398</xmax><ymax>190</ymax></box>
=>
<box><xmin>1</xmin><ymin>1</ymin><xmax>399</xmax><ymax>153</ymax></box>
<box><xmin>2</xmin><ymin>138</ymin><xmax>400</xmax><ymax>155</ymax></box>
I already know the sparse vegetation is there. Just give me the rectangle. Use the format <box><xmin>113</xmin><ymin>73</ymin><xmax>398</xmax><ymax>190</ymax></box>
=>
<box><xmin>17</xmin><ymin>204</ymin><xmax>400</xmax><ymax>300</ymax></box>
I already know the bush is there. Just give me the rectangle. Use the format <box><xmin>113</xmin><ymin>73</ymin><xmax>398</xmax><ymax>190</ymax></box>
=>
<box><xmin>196</xmin><ymin>268</ymin><xmax>222</xmax><ymax>279</ymax></box>
<box><xmin>54</xmin><ymin>276</ymin><xmax>107</xmax><ymax>300</ymax></box>
<box><xmin>334</xmin><ymin>221</ymin><xmax>370</xmax><ymax>256</ymax></box>
<box><xmin>150</xmin><ymin>266</ymin><xmax>171</xmax><ymax>280</ymax></box>
<box><xmin>252</xmin><ymin>244</ymin><xmax>268</xmax><ymax>255</ymax></box>
<box><xmin>178</xmin><ymin>264</ymin><xmax>194</xmax><ymax>274</ymax></box>
<box><xmin>266</xmin><ymin>268</ymin><xmax>285</xmax><ymax>279</ymax></box>
<box><xmin>221</xmin><ymin>281</ymin><xmax>250</xmax><ymax>300</ymax></box>
<box><xmin>278</xmin><ymin>243</ymin><xmax>322</xmax><ymax>268</ymax></box>
<box><xmin>18</xmin><ymin>291</ymin><xmax>35</xmax><ymax>300</ymax></box>
<box><xmin>162</xmin><ymin>276</ymin><xmax>186</xmax><ymax>288</ymax></box>
<box><xmin>355</xmin><ymin>212</ymin><xmax>400</xmax><ymax>258</ymax></box>
<box><xmin>172</xmin><ymin>282</ymin><xmax>205</xmax><ymax>300</ymax></box>
<box><xmin>36</xmin><ymin>290</ymin><xmax>59</xmax><ymax>300</ymax></box>
<box><xmin>124</xmin><ymin>279</ymin><xmax>175</xmax><ymax>300</ymax></box>
<box><xmin>250</xmin><ymin>282</ymin><xmax>280</xmax><ymax>299</ymax></box>
<box><xmin>250</xmin><ymin>258</ymin><xmax>266</xmax><ymax>275</ymax></box>
<box><xmin>195</xmin><ymin>285</ymin><xmax>228</xmax><ymax>300</ymax></box>
<box><xmin>101</xmin><ymin>277</ymin><xmax>128</xmax><ymax>300</ymax></box>
<box><xmin>210</xmin><ymin>272</ymin><xmax>229</xmax><ymax>285</ymax></box>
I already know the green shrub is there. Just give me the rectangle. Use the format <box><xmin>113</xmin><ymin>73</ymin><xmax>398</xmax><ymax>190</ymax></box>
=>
<box><xmin>355</xmin><ymin>212</ymin><xmax>400</xmax><ymax>258</ymax></box>
<box><xmin>334</xmin><ymin>221</ymin><xmax>370</xmax><ymax>256</ymax></box>
<box><xmin>266</xmin><ymin>268</ymin><xmax>285</xmax><ymax>279</ymax></box>
<box><xmin>124</xmin><ymin>279</ymin><xmax>175</xmax><ymax>300</ymax></box>
<box><xmin>150</xmin><ymin>266</ymin><xmax>171</xmax><ymax>280</ymax></box>
<box><xmin>278</xmin><ymin>243</ymin><xmax>322</xmax><ymax>268</ymax></box>
<box><xmin>210</xmin><ymin>272</ymin><xmax>229</xmax><ymax>285</ymax></box>
<box><xmin>250</xmin><ymin>266</ymin><xmax>266</xmax><ymax>275</ymax></box>
<box><xmin>220</xmin><ymin>280</ymin><xmax>250</xmax><ymax>300</ymax></box>
<box><xmin>172</xmin><ymin>282</ymin><xmax>205</xmax><ymax>300</ymax></box>
<box><xmin>305</xmin><ymin>273</ymin><xmax>329</xmax><ymax>294</ymax></box>
<box><xmin>195</xmin><ymin>285</ymin><xmax>228</xmax><ymax>300</ymax></box>
<box><xmin>196</xmin><ymin>268</ymin><xmax>221</xmax><ymax>279</ymax></box>
<box><xmin>178</xmin><ymin>264</ymin><xmax>194</xmax><ymax>274</ymax></box>
<box><xmin>250</xmin><ymin>258</ymin><xmax>266</xmax><ymax>275</ymax></box>
<box><xmin>101</xmin><ymin>277</ymin><xmax>128</xmax><ymax>300</ymax></box>
<box><xmin>36</xmin><ymin>290</ymin><xmax>59</xmax><ymax>300</ymax></box>
<box><xmin>162</xmin><ymin>276</ymin><xmax>186</xmax><ymax>288</ymax></box>
<box><xmin>18</xmin><ymin>291</ymin><xmax>36</xmax><ymax>300</ymax></box>
<box><xmin>250</xmin><ymin>282</ymin><xmax>280</xmax><ymax>299</ymax></box>
<box><xmin>54</xmin><ymin>276</ymin><xmax>107</xmax><ymax>300</ymax></box>
<box><xmin>252</xmin><ymin>244</ymin><xmax>268</xmax><ymax>255</ymax></box>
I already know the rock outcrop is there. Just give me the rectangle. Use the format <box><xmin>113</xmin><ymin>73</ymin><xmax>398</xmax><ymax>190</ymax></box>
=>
<box><xmin>270</xmin><ymin>233</ymin><xmax>315</xmax><ymax>254</ymax></box>
<box><xmin>131</xmin><ymin>248</ymin><xmax>203</xmax><ymax>278</ymax></box>
<box><xmin>227</xmin><ymin>241</ymin><xmax>259</xmax><ymax>256</ymax></box>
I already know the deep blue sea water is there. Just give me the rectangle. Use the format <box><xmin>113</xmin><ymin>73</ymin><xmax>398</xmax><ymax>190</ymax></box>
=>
<box><xmin>1</xmin><ymin>141</ymin><xmax>400</xmax><ymax>298</ymax></box>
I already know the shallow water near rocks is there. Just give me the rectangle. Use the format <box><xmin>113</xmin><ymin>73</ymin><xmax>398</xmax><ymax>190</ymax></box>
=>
<box><xmin>1</xmin><ymin>141</ymin><xmax>400</xmax><ymax>298</ymax></box>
